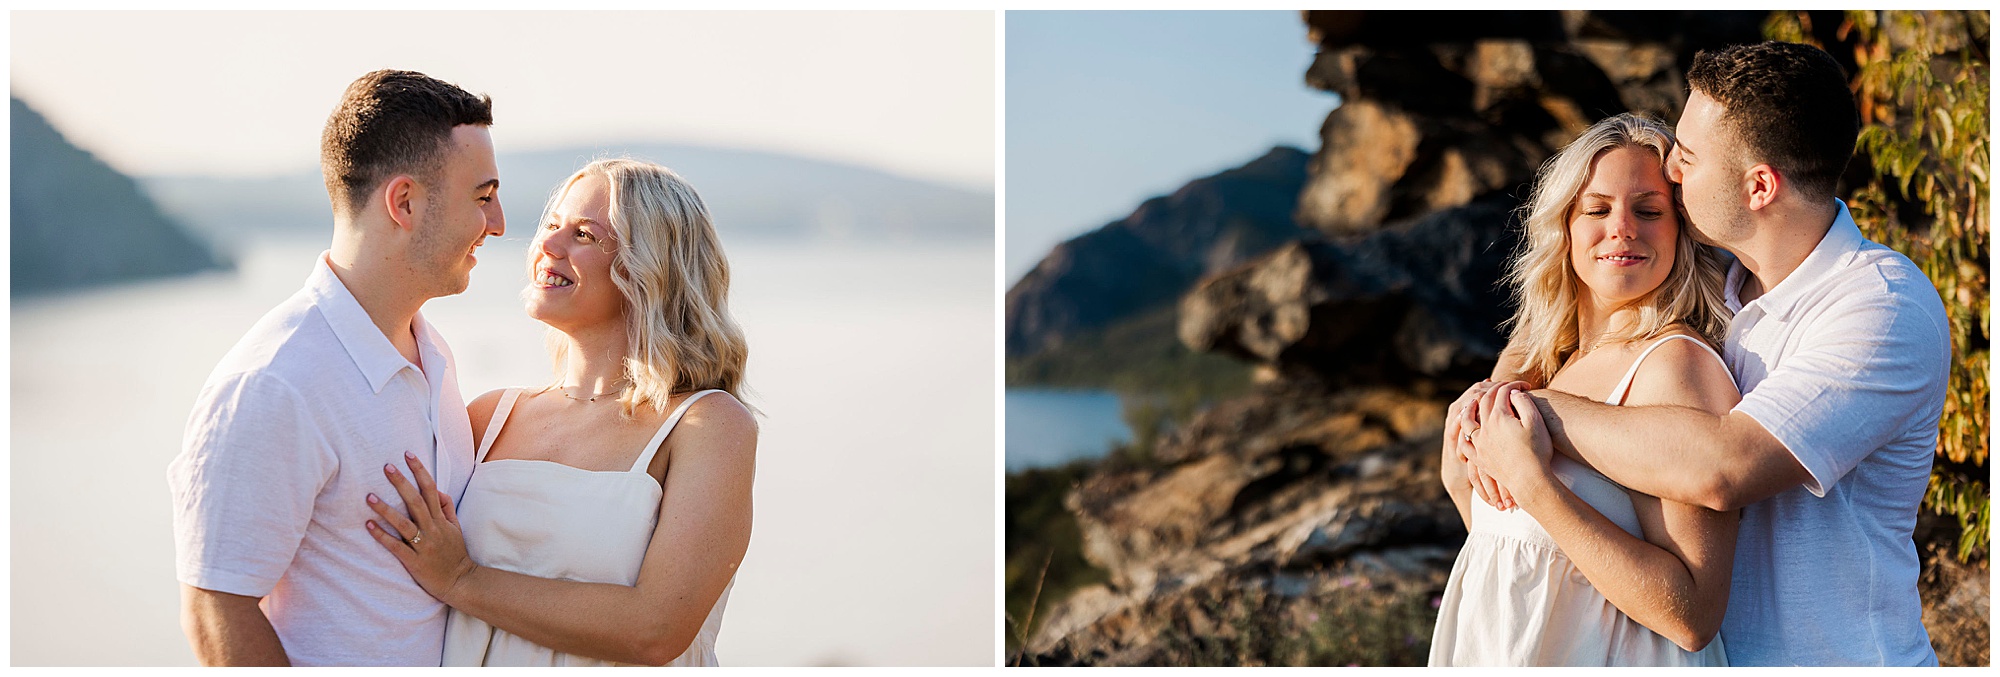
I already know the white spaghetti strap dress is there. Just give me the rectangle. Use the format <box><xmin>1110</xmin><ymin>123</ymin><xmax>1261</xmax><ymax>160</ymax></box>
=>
<box><xmin>442</xmin><ymin>388</ymin><xmax>733</xmax><ymax>666</ymax></box>
<box><xmin>1428</xmin><ymin>334</ymin><xmax>1730</xmax><ymax>666</ymax></box>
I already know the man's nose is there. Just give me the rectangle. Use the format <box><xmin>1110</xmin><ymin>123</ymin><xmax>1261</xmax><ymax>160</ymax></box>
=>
<box><xmin>1665</xmin><ymin>148</ymin><xmax>1685</xmax><ymax>183</ymax></box>
<box><xmin>486</xmin><ymin>199</ymin><xmax>506</xmax><ymax>237</ymax></box>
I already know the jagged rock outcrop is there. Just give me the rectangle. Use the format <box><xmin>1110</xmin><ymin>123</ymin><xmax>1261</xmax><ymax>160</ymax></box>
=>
<box><xmin>11</xmin><ymin>96</ymin><xmax>228</xmax><ymax>296</ymax></box>
<box><xmin>1294</xmin><ymin>10</ymin><xmax>1765</xmax><ymax>237</ymax></box>
<box><xmin>1027</xmin><ymin>382</ymin><xmax>1461</xmax><ymax>664</ymax></box>
<box><xmin>1179</xmin><ymin>194</ymin><xmax>1521</xmax><ymax>384</ymax></box>
<box><xmin>1023</xmin><ymin>191</ymin><xmax>1521</xmax><ymax>662</ymax></box>
<box><xmin>1005</xmin><ymin>147</ymin><xmax>1314</xmax><ymax>357</ymax></box>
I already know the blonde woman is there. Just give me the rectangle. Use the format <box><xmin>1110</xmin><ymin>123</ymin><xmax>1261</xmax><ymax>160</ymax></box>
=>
<box><xmin>1428</xmin><ymin>114</ymin><xmax>1741</xmax><ymax>666</ymax></box>
<box><xmin>363</xmin><ymin>159</ymin><xmax>756</xmax><ymax>666</ymax></box>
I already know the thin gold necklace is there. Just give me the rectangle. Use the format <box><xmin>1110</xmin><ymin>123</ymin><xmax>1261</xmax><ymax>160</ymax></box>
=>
<box><xmin>555</xmin><ymin>382</ymin><xmax>627</xmax><ymax>403</ymax></box>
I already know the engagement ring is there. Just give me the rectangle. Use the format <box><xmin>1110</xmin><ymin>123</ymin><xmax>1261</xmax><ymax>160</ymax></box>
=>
<box><xmin>406</xmin><ymin>531</ymin><xmax>424</xmax><ymax>548</ymax></box>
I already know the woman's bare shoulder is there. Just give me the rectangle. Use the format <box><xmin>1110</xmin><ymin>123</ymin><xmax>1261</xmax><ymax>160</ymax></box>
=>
<box><xmin>467</xmin><ymin>388</ymin><xmax>514</xmax><ymax>438</ymax></box>
<box><xmin>1622</xmin><ymin>332</ymin><xmax>1739</xmax><ymax>414</ymax></box>
<box><xmin>670</xmin><ymin>391</ymin><xmax>759</xmax><ymax>454</ymax></box>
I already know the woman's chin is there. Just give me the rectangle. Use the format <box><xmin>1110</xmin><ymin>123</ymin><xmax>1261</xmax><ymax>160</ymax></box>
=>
<box><xmin>523</xmin><ymin>298</ymin><xmax>567</xmax><ymax>325</ymax></box>
<box><xmin>523</xmin><ymin>283</ymin><xmax>576</xmax><ymax>310</ymax></box>
<box><xmin>1583</xmin><ymin>274</ymin><xmax>1669</xmax><ymax>302</ymax></box>
<box><xmin>523</xmin><ymin>303</ymin><xmax>621</xmax><ymax>335</ymax></box>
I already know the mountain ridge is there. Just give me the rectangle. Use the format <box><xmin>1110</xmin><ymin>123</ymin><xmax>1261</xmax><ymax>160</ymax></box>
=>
<box><xmin>1004</xmin><ymin>146</ymin><xmax>1315</xmax><ymax>360</ymax></box>
<box><xmin>140</xmin><ymin>141</ymin><xmax>994</xmax><ymax>251</ymax></box>
<box><xmin>11</xmin><ymin>96</ymin><xmax>229</xmax><ymax>296</ymax></box>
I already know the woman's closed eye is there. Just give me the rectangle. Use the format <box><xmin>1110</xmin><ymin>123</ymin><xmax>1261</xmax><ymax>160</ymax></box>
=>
<box><xmin>1582</xmin><ymin>206</ymin><xmax>1665</xmax><ymax>219</ymax></box>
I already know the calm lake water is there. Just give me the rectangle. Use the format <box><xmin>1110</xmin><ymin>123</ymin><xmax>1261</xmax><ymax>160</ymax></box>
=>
<box><xmin>10</xmin><ymin>236</ymin><xmax>994</xmax><ymax>667</ymax></box>
<box><xmin>1005</xmin><ymin>388</ymin><xmax>1132</xmax><ymax>472</ymax></box>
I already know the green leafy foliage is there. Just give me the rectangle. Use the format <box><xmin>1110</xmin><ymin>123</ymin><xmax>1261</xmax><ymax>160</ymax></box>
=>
<box><xmin>1767</xmin><ymin>10</ymin><xmax>1990</xmax><ymax>562</ymax></box>
<box><xmin>1845</xmin><ymin>10</ymin><xmax>1988</xmax><ymax>562</ymax></box>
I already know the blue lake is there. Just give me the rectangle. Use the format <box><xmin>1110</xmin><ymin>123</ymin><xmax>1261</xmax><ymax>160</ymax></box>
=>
<box><xmin>1006</xmin><ymin>388</ymin><xmax>1133</xmax><ymax>472</ymax></box>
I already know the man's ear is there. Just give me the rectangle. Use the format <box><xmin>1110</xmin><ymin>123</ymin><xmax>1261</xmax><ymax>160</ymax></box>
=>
<box><xmin>381</xmin><ymin>175</ymin><xmax>420</xmax><ymax>232</ymax></box>
<box><xmin>1743</xmin><ymin>163</ymin><xmax>1782</xmax><ymax>211</ymax></box>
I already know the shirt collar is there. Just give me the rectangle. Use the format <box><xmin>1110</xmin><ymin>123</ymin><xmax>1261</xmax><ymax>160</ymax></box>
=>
<box><xmin>412</xmin><ymin>310</ymin><xmax>451</xmax><ymax>382</ymax></box>
<box><xmin>305</xmin><ymin>252</ymin><xmax>420</xmax><ymax>394</ymax></box>
<box><xmin>1725</xmin><ymin>199</ymin><xmax>1867</xmax><ymax>321</ymax></box>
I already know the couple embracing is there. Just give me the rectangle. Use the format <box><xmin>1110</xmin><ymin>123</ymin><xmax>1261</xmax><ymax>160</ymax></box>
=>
<box><xmin>1429</xmin><ymin>42</ymin><xmax>1948</xmax><ymax>666</ymax></box>
<box><xmin>167</xmin><ymin>70</ymin><xmax>756</xmax><ymax>666</ymax></box>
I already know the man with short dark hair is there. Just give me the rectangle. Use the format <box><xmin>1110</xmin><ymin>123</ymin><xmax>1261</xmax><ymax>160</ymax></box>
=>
<box><xmin>1469</xmin><ymin>41</ymin><xmax>1948</xmax><ymax>665</ymax></box>
<box><xmin>168</xmin><ymin>69</ymin><xmax>506</xmax><ymax>666</ymax></box>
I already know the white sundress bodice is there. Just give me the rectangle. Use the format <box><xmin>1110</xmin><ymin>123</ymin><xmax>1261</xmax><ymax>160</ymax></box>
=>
<box><xmin>1429</xmin><ymin>334</ymin><xmax>1730</xmax><ymax>666</ymax></box>
<box><xmin>441</xmin><ymin>388</ymin><xmax>732</xmax><ymax>667</ymax></box>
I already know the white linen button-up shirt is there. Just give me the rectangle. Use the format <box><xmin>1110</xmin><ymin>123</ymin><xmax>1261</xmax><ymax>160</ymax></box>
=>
<box><xmin>1718</xmin><ymin>201</ymin><xmax>1949</xmax><ymax>666</ymax></box>
<box><xmin>169</xmin><ymin>253</ymin><xmax>476</xmax><ymax>666</ymax></box>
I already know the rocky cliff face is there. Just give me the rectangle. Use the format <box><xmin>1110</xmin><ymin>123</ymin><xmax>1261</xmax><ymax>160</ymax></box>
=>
<box><xmin>11</xmin><ymin>97</ymin><xmax>228</xmax><ymax>296</ymax></box>
<box><xmin>1180</xmin><ymin>195</ymin><xmax>1521</xmax><ymax>385</ymax></box>
<box><xmin>1294</xmin><ymin>10</ymin><xmax>1765</xmax><ymax>238</ymax></box>
<box><xmin>1020</xmin><ymin>11</ymin><xmax>1778</xmax><ymax>665</ymax></box>
<box><xmin>1026</xmin><ymin>381</ymin><xmax>1460</xmax><ymax>664</ymax></box>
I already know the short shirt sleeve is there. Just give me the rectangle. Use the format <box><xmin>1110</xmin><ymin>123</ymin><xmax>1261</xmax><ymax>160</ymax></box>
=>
<box><xmin>168</xmin><ymin>371</ymin><xmax>336</xmax><ymax>597</ymax></box>
<box><xmin>1731</xmin><ymin>284</ymin><xmax>1950</xmax><ymax>497</ymax></box>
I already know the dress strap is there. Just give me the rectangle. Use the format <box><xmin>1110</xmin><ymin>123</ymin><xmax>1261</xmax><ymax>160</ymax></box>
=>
<box><xmin>1604</xmin><ymin>335</ymin><xmax>1728</xmax><ymax>405</ymax></box>
<box><xmin>630</xmin><ymin>390</ymin><xmax>726</xmax><ymax>474</ymax></box>
<box><xmin>476</xmin><ymin>388</ymin><xmax>522</xmax><ymax>463</ymax></box>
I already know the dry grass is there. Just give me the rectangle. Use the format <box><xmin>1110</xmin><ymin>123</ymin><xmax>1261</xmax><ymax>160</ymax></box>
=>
<box><xmin>1150</xmin><ymin>577</ymin><xmax>1441</xmax><ymax>666</ymax></box>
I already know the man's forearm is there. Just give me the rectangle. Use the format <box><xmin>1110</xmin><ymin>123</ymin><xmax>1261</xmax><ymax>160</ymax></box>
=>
<box><xmin>181</xmin><ymin>585</ymin><xmax>289</xmax><ymax>666</ymax></box>
<box><xmin>1533</xmin><ymin>390</ymin><xmax>1738</xmax><ymax>510</ymax></box>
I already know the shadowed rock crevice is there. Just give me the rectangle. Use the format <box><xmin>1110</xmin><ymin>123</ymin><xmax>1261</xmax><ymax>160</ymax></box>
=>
<box><xmin>1179</xmin><ymin>192</ymin><xmax>1523</xmax><ymax>386</ymax></box>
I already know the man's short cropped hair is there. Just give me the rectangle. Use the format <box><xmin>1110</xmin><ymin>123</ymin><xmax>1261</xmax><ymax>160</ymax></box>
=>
<box><xmin>1686</xmin><ymin>41</ymin><xmax>1859</xmax><ymax>203</ymax></box>
<box><xmin>320</xmin><ymin>70</ymin><xmax>493</xmax><ymax>216</ymax></box>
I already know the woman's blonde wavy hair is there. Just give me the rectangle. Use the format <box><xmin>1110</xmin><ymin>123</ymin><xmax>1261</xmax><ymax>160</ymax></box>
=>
<box><xmin>1502</xmin><ymin>113</ymin><xmax>1731</xmax><ymax>385</ymax></box>
<box><xmin>540</xmin><ymin>158</ymin><xmax>749</xmax><ymax>417</ymax></box>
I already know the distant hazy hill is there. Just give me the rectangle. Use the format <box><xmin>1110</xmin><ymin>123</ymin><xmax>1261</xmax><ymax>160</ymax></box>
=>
<box><xmin>11</xmin><ymin>97</ymin><xmax>229</xmax><ymax>296</ymax></box>
<box><xmin>1004</xmin><ymin>146</ymin><xmax>1314</xmax><ymax>358</ymax></box>
<box><xmin>141</xmin><ymin>143</ymin><xmax>993</xmax><ymax>250</ymax></box>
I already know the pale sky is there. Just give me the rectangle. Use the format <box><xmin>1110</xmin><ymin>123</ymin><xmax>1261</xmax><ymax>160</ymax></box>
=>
<box><xmin>1006</xmin><ymin>11</ymin><xmax>1336</xmax><ymax>282</ymax></box>
<box><xmin>10</xmin><ymin>11</ymin><xmax>995</xmax><ymax>190</ymax></box>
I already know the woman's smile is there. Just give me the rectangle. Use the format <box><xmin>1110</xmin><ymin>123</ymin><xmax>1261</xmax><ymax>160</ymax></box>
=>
<box><xmin>535</xmin><ymin>268</ymin><xmax>575</xmax><ymax>289</ymax></box>
<box><xmin>1594</xmin><ymin>250</ymin><xmax>1651</xmax><ymax>267</ymax></box>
